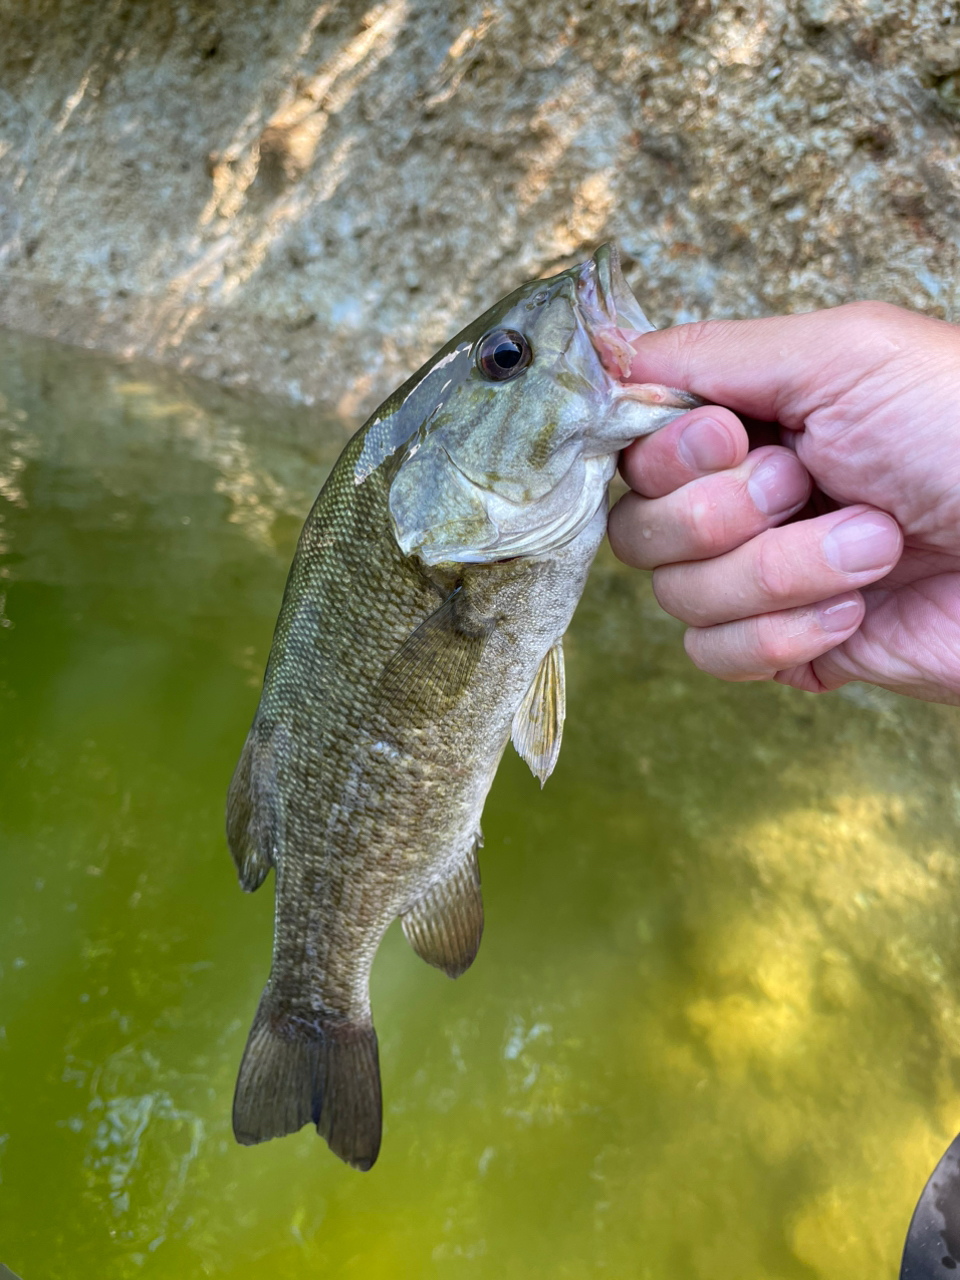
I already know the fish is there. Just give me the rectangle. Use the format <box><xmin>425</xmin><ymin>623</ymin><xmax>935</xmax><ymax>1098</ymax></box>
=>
<box><xmin>226</xmin><ymin>244</ymin><xmax>698</xmax><ymax>1170</ymax></box>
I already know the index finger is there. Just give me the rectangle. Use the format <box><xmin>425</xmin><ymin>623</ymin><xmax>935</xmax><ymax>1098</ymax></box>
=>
<box><xmin>628</xmin><ymin>303</ymin><xmax>928</xmax><ymax>429</ymax></box>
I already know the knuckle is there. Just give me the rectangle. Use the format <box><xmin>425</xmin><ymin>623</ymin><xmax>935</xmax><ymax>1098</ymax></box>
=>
<box><xmin>619</xmin><ymin>439</ymin><xmax>650</xmax><ymax>492</ymax></box>
<box><xmin>753</xmin><ymin>620</ymin><xmax>800</xmax><ymax>671</ymax></box>
<box><xmin>835</xmin><ymin>300</ymin><xmax>912</xmax><ymax>351</ymax></box>
<box><xmin>680</xmin><ymin>475</ymin><xmax>742</xmax><ymax>559</ymax></box>
<box><xmin>752</xmin><ymin>533</ymin><xmax>792</xmax><ymax>605</ymax></box>
<box><xmin>652</xmin><ymin>566</ymin><xmax>700</xmax><ymax>623</ymax></box>
<box><xmin>650</xmin><ymin>565</ymin><xmax>675</xmax><ymax>612</ymax></box>
<box><xmin>840</xmin><ymin>298</ymin><xmax>900</xmax><ymax>330</ymax></box>
<box><xmin>669</xmin><ymin>320</ymin><xmax>713</xmax><ymax>366</ymax></box>
<box><xmin>691</xmin><ymin>509</ymin><xmax>732</xmax><ymax>560</ymax></box>
<box><xmin>682</xmin><ymin>627</ymin><xmax>711</xmax><ymax>670</ymax></box>
<box><xmin>661</xmin><ymin>320</ymin><xmax>730</xmax><ymax>393</ymax></box>
<box><xmin>608</xmin><ymin>497</ymin><xmax>650</xmax><ymax>568</ymax></box>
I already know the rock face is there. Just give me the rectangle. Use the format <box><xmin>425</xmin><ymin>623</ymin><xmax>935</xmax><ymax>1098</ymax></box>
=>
<box><xmin>2</xmin><ymin>0</ymin><xmax>960</xmax><ymax>416</ymax></box>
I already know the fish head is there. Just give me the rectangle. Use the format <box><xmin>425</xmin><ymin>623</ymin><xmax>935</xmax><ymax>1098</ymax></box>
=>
<box><xmin>355</xmin><ymin>244</ymin><xmax>699</xmax><ymax>566</ymax></box>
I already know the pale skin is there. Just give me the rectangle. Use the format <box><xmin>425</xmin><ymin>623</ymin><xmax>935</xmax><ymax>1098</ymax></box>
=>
<box><xmin>607</xmin><ymin>301</ymin><xmax>960</xmax><ymax>705</ymax></box>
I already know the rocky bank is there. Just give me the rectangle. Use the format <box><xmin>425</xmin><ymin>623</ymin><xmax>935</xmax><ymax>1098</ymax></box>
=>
<box><xmin>2</xmin><ymin>0</ymin><xmax>960</xmax><ymax>416</ymax></box>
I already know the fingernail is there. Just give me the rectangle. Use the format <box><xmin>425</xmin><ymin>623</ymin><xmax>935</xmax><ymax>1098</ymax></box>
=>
<box><xmin>815</xmin><ymin>593</ymin><xmax>862</xmax><ymax>633</ymax></box>
<box><xmin>746</xmin><ymin>453</ymin><xmax>810</xmax><ymax>516</ymax></box>
<box><xmin>677</xmin><ymin>418</ymin><xmax>736</xmax><ymax>472</ymax></box>
<box><xmin>822</xmin><ymin>512</ymin><xmax>900</xmax><ymax>573</ymax></box>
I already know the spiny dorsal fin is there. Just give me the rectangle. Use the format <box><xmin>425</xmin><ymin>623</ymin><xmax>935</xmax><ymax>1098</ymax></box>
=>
<box><xmin>401</xmin><ymin>845</ymin><xmax>483</xmax><ymax>979</ymax></box>
<box><xmin>511</xmin><ymin>640</ymin><xmax>566</xmax><ymax>787</ymax></box>
<box><xmin>378</xmin><ymin>586</ymin><xmax>492</xmax><ymax>720</ymax></box>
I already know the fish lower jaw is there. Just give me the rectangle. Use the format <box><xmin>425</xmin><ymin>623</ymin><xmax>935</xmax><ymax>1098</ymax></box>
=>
<box><xmin>591</xmin><ymin>396</ymin><xmax>697</xmax><ymax>452</ymax></box>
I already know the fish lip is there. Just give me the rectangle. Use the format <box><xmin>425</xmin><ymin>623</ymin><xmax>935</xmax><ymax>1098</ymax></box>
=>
<box><xmin>576</xmin><ymin>243</ymin><xmax>648</xmax><ymax>337</ymax></box>
<box><xmin>576</xmin><ymin>243</ymin><xmax>702</xmax><ymax>410</ymax></box>
<box><xmin>586</xmin><ymin>243</ymin><xmax>627</xmax><ymax>326</ymax></box>
<box><xmin>574</xmin><ymin>243</ymin><xmax>651</xmax><ymax>382</ymax></box>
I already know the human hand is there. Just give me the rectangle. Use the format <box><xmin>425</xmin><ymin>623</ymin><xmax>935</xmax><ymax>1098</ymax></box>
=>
<box><xmin>608</xmin><ymin>302</ymin><xmax>960</xmax><ymax>704</ymax></box>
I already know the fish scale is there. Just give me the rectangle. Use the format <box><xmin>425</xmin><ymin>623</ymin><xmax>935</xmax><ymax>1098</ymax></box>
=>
<box><xmin>226</xmin><ymin>244</ymin><xmax>699</xmax><ymax>1169</ymax></box>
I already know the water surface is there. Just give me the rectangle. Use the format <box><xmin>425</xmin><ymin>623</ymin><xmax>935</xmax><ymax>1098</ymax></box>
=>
<box><xmin>2</xmin><ymin>330</ymin><xmax>960</xmax><ymax>1278</ymax></box>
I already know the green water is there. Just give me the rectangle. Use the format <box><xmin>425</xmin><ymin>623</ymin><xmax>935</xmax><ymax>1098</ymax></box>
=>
<box><xmin>2</xmin><ymin>330</ymin><xmax>960</xmax><ymax>1278</ymax></box>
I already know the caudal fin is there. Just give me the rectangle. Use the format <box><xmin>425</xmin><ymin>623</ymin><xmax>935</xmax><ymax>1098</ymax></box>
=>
<box><xmin>232</xmin><ymin>993</ymin><xmax>382</xmax><ymax>1171</ymax></box>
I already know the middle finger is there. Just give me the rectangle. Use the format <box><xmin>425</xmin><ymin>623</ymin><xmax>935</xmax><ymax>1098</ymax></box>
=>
<box><xmin>608</xmin><ymin>445</ymin><xmax>811</xmax><ymax>570</ymax></box>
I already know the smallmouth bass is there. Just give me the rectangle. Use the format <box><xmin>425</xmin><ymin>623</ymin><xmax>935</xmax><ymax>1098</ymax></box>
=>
<box><xmin>226</xmin><ymin>245</ymin><xmax>697</xmax><ymax>1169</ymax></box>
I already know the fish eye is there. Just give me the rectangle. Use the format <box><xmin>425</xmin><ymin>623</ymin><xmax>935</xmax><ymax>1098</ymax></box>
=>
<box><xmin>476</xmin><ymin>329</ymin><xmax>532</xmax><ymax>381</ymax></box>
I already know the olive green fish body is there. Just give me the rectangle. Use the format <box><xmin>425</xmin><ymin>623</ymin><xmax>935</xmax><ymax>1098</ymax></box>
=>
<box><xmin>227</xmin><ymin>246</ymin><xmax>698</xmax><ymax>1169</ymax></box>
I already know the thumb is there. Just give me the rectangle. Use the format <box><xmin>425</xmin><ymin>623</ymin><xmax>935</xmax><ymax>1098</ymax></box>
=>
<box><xmin>630</xmin><ymin>304</ymin><xmax>907</xmax><ymax>429</ymax></box>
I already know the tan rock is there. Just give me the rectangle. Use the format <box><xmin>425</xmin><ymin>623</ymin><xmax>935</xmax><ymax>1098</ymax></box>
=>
<box><xmin>1</xmin><ymin>0</ymin><xmax>958</xmax><ymax>416</ymax></box>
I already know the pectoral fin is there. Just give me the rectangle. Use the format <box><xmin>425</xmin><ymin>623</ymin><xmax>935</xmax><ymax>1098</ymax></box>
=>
<box><xmin>401</xmin><ymin>843</ymin><xmax>484</xmax><ymax>979</ymax></box>
<box><xmin>379</xmin><ymin>586</ymin><xmax>492</xmax><ymax>720</ymax></box>
<box><xmin>511</xmin><ymin>640</ymin><xmax>566</xmax><ymax>787</ymax></box>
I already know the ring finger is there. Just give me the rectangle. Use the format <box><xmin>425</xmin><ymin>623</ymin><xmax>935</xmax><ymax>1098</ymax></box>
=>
<box><xmin>653</xmin><ymin>505</ymin><xmax>903</xmax><ymax>627</ymax></box>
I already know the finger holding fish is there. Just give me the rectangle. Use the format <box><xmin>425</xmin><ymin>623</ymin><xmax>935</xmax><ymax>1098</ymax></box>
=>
<box><xmin>651</xmin><ymin>504</ymin><xmax>903</xmax><ymax>627</ymax></box>
<box><xmin>619</xmin><ymin>403</ymin><xmax>749</xmax><ymax>498</ymax></box>
<box><xmin>682</xmin><ymin>591</ymin><xmax>866</xmax><ymax>685</ymax></box>
<box><xmin>608</xmin><ymin>444</ymin><xmax>812</xmax><ymax>570</ymax></box>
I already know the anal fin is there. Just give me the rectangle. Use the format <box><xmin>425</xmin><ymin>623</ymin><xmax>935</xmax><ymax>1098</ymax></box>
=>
<box><xmin>402</xmin><ymin>845</ymin><xmax>483</xmax><ymax>979</ymax></box>
<box><xmin>511</xmin><ymin>639</ymin><xmax>566</xmax><ymax>787</ymax></box>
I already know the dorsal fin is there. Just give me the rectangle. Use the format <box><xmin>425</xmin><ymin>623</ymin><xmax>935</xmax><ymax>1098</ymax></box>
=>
<box><xmin>511</xmin><ymin>640</ymin><xmax>566</xmax><ymax>787</ymax></box>
<box><xmin>401</xmin><ymin>843</ymin><xmax>484</xmax><ymax>978</ymax></box>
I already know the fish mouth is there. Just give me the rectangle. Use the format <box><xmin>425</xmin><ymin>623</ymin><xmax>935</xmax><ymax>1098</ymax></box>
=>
<box><xmin>576</xmin><ymin>243</ymin><xmax>700</xmax><ymax>410</ymax></box>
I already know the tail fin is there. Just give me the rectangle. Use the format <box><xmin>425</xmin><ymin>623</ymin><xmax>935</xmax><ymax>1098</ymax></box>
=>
<box><xmin>232</xmin><ymin>993</ymin><xmax>382</xmax><ymax>1171</ymax></box>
